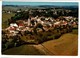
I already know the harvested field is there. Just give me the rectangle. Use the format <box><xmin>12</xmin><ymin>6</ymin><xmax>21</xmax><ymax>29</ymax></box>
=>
<box><xmin>42</xmin><ymin>33</ymin><xmax>78</xmax><ymax>55</ymax></box>
<box><xmin>2</xmin><ymin>33</ymin><xmax>78</xmax><ymax>55</ymax></box>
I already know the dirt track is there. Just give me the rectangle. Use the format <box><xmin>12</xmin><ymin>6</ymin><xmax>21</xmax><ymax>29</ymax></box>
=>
<box><xmin>2</xmin><ymin>33</ymin><xmax>78</xmax><ymax>55</ymax></box>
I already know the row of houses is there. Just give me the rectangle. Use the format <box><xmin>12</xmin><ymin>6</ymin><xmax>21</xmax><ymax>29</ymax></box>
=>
<box><xmin>3</xmin><ymin>16</ymin><xmax>78</xmax><ymax>37</ymax></box>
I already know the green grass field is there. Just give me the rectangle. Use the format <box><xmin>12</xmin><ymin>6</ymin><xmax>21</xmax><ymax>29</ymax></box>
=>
<box><xmin>2</xmin><ymin>12</ymin><xmax>15</xmax><ymax>29</ymax></box>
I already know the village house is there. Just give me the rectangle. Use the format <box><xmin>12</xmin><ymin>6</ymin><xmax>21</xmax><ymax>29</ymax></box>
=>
<box><xmin>3</xmin><ymin>15</ymin><xmax>78</xmax><ymax>38</ymax></box>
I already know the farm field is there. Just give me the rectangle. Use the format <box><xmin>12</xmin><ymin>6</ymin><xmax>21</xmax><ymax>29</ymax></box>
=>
<box><xmin>2</xmin><ymin>13</ymin><xmax>15</xmax><ymax>29</ymax></box>
<box><xmin>2</xmin><ymin>30</ymin><xmax>78</xmax><ymax>55</ymax></box>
